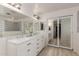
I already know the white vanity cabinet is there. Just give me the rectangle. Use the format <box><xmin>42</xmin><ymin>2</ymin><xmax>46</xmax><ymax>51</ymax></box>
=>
<box><xmin>7</xmin><ymin>40</ymin><xmax>27</xmax><ymax>56</ymax></box>
<box><xmin>7</xmin><ymin>38</ymin><xmax>36</xmax><ymax>56</ymax></box>
<box><xmin>25</xmin><ymin>38</ymin><xmax>37</xmax><ymax>56</ymax></box>
<box><xmin>35</xmin><ymin>38</ymin><xmax>42</xmax><ymax>54</ymax></box>
<box><xmin>35</xmin><ymin>33</ymin><xmax>46</xmax><ymax>55</ymax></box>
<box><xmin>17</xmin><ymin>39</ymin><xmax>36</xmax><ymax>56</ymax></box>
<box><xmin>7</xmin><ymin>32</ymin><xmax>46</xmax><ymax>56</ymax></box>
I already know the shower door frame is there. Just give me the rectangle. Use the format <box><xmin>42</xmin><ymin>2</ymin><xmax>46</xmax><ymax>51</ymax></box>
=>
<box><xmin>48</xmin><ymin>15</ymin><xmax>73</xmax><ymax>50</ymax></box>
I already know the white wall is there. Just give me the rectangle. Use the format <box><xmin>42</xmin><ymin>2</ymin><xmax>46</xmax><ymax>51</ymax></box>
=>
<box><xmin>40</xmin><ymin>6</ymin><xmax>79</xmax><ymax>54</ymax></box>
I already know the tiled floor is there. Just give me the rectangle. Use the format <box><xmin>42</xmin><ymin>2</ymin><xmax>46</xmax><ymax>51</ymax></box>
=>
<box><xmin>38</xmin><ymin>46</ymin><xmax>79</xmax><ymax>56</ymax></box>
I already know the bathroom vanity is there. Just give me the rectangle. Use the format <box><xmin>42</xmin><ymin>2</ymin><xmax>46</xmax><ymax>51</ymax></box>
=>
<box><xmin>7</xmin><ymin>31</ymin><xmax>46</xmax><ymax>56</ymax></box>
<box><xmin>0</xmin><ymin>4</ymin><xmax>47</xmax><ymax>56</ymax></box>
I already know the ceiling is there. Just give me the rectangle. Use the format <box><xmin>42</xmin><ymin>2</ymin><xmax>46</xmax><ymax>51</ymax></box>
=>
<box><xmin>1</xmin><ymin>3</ymin><xmax>79</xmax><ymax>20</ymax></box>
<box><xmin>34</xmin><ymin>3</ymin><xmax>79</xmax><ymax>15</ymax></box>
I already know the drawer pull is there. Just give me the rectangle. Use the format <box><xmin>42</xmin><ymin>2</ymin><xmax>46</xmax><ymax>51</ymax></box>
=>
<box><xmin>27</xmin><ymin>43</ymin><xmax>31</xmax><ymax>45</ymax></box>
<box><xmin>37</xmin><ymin>47</ymin><xmax>39</xmax><ymax>49</ymax></box>
<box><xmin>37</xmin><ymin>43</ymin><xmax>39</xmax><ymax>45</ymax></box>
<box><xmin>37</xmin><ymin>39</ymin><xmax>40</xmax><ymax>41</ymax></box>
<box><xmin>27</xmin><ymin>49</ymin><xmax>30</xmax><ymax>52</ymax></box>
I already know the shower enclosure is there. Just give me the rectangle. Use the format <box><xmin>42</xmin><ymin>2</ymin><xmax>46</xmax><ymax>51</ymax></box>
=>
<box><xmin>48</xmin><ymin>16</ymin><xmax>72</xmax><ymax>49</ymax></box>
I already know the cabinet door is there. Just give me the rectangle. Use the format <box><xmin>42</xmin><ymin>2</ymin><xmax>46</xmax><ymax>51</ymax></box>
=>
<box><xmin>0</xmin><ymin>38</ymin><xmax>7</xmax><ymax>56</ymax></box>
<box><xmin>17</xmin><ymin>42</ymin><xmax>28</xmax><ymax>56</ymax></box>
<box><xmin>31</xmin><ymin>39</ymin><xmax>37</xmax><ymax>56</ymax></box>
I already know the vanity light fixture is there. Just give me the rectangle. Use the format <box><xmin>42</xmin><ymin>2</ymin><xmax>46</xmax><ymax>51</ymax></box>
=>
<box><xmin>33</xmin><ymin>14</ymin><xmax>40</xmax><ymax>20</ymax></box>
<box><xmin>14</xmin><ymin>3</ymin><xmax>22</xmax><ymax>9</ymax></box>
<box><xmin>8</xmin><ymin>3</ymin><xmax>22</xmax><ymax>10</ymax></box>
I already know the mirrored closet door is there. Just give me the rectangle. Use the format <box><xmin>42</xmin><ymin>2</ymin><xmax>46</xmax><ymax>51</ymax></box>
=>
<box><xmin>48</xmin><ymin>16</ymin><xmax>72</xmax><ymax>49</ymax></box>
<box><xmin>48</xmin><ymin>19</ymin><xmax>58</xmax><ymax>46</ymax></box>
<box><xmin>59</xmin><ymin>16</ymin><xmax>72</xmax><ymax>48</ymax></box>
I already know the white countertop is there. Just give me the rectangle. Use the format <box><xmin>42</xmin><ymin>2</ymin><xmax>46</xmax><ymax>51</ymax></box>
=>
<box><xmin>7</xmin><ymin>31</ymin><xmax>45</xmax><ymax>44</ymax></box>
<box><xmin>8</xmin><ymin>34</ymin><xmax>38</xmax><ymax>44</ymax></box>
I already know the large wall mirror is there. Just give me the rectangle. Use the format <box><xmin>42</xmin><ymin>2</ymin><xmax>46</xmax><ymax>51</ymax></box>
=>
<box><xmin>5</xmin><ymin>20</ymin><xmax>21</xmax><ymax>31</ymax></box>
<box><xmin>24</xmin><ymin>21</ymin><xmax>33</xmax><ymax>34</ymax></box>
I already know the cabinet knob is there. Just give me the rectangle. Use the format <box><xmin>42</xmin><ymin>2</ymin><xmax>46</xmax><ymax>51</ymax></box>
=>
<box><xmin>27</xmin><ymin>49</ymin><xmax>30</xmax><ymax>52</ymax></box>
<box><xmin>37</xmin><ymin>47</ymin><xmax>39</xmax><ymax>49</ymax></box>
<box><xmin>27</xmin><ymin>43</ymin><xmax>31</xmax><ymax>45</ymax></box>
<box><xmin>37</xmin><ymin>43</ymin><xmax>39</xmax><ymax>45</ymax></box>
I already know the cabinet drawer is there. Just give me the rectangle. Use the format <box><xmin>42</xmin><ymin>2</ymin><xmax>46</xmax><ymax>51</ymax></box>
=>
<box><xmin>26</xmin><ymin>46</ymin><xmax>36</xmax><ymax>56</ymax></box>
<box><xmin>26</xmin><ymin>40</ymin><xmax>33</xmax><ymax>47</ymax></box>
<box><xmin>26</xmin><ymin>39</ymin><xmax>36</xmax><ymax>56</ymax></box>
